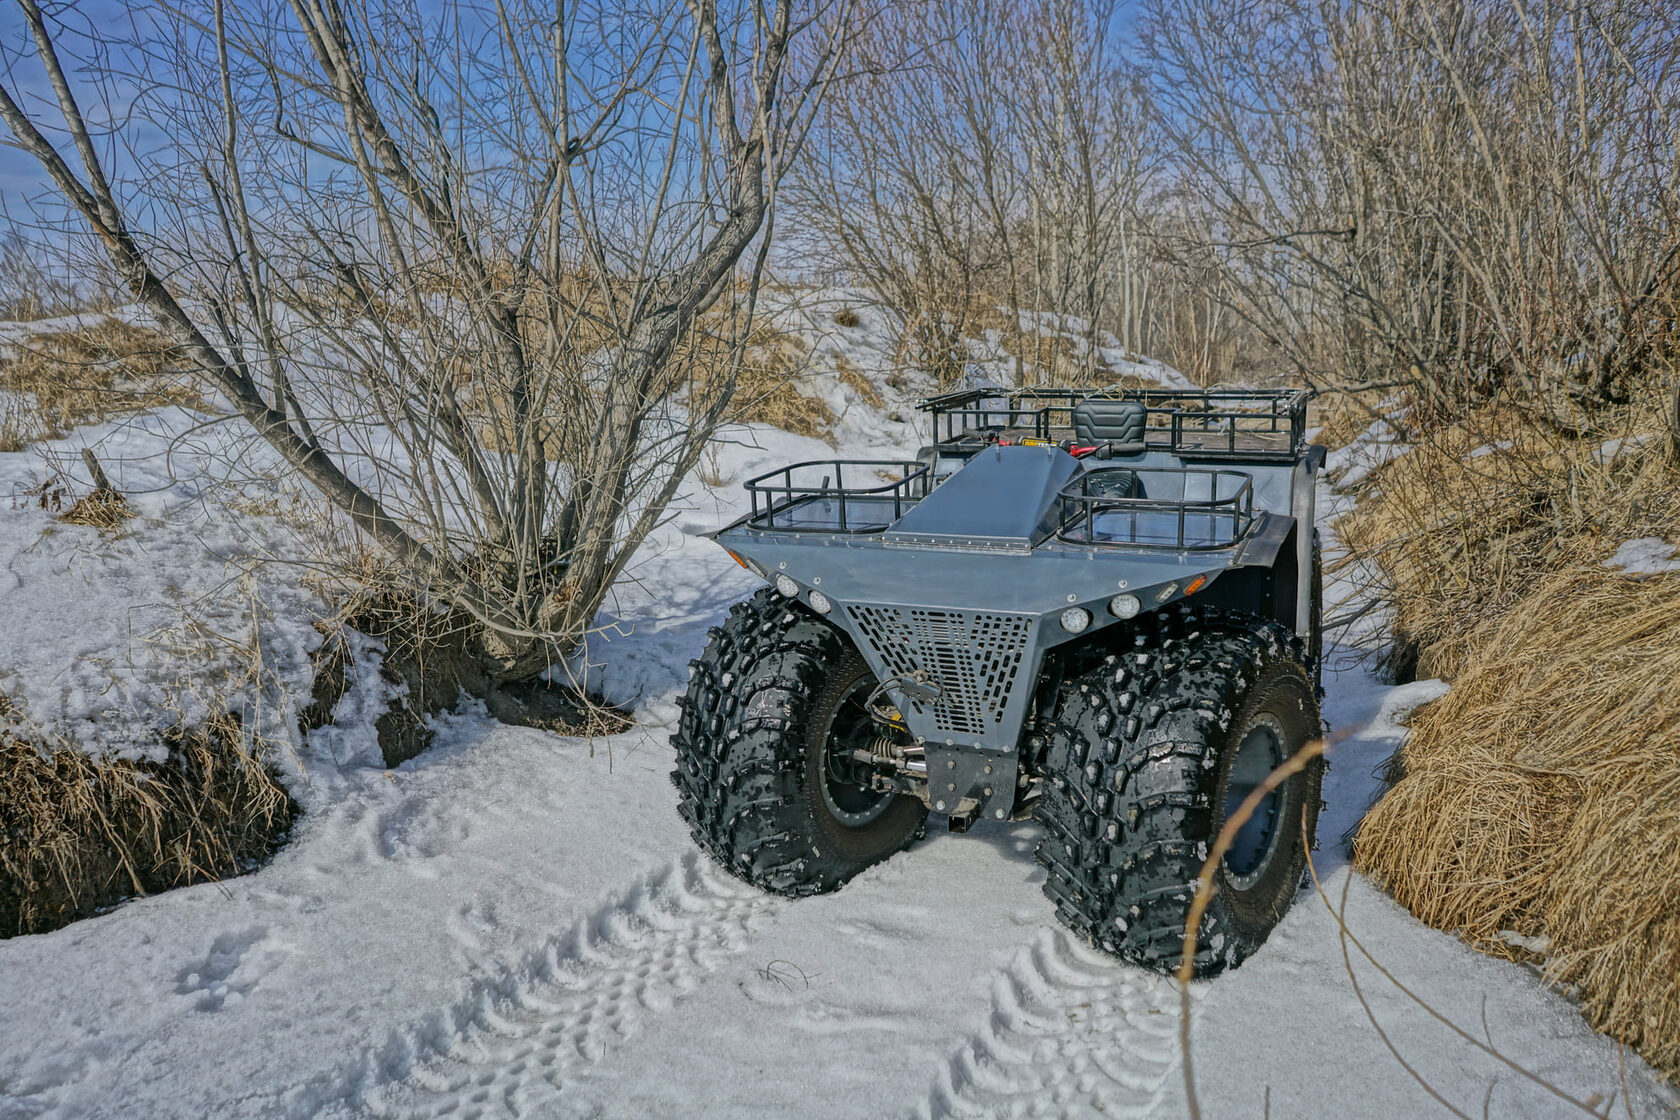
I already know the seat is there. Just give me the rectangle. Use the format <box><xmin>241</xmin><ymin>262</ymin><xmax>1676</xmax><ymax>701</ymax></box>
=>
<box><xmin>1071</xmin><ymin>398</ymin><xmax>1148</xmax><ymax>455</ymax></box>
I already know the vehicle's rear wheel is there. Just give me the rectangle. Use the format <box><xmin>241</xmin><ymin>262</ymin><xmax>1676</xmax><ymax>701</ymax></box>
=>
<box><xmin>672</xmin><ymin>588</ymin><xmax>927</xmax><ymax>895</ymax></box>
<box><xmin>1033</xmin><ymin>607</ymin><xmax>1323</xmax><ymax>976</ymax></box>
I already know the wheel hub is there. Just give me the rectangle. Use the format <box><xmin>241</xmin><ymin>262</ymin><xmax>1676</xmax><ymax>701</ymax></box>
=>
<box><xmin>819</xmin><ymin>677</ymin><xmax>899</xmax><ymax>827</ymax></box>
<box><xmin>1222</xmin><ymin>715</ymin><xmax>1286</xmax><ymax>888</ymax></box>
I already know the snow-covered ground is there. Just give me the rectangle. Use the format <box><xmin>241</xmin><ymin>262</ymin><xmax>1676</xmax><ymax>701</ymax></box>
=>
<box><xmin>1</xmin><ymin>301</ymin><xmax>1674</xmax><ymax>1119</ymax></box>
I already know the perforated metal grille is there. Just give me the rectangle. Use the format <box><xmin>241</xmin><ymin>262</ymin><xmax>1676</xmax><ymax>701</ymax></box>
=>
<box><xmin>847</xmin><ymin>606</ymin><xmax>1034</xmax><ymax>737</ymax></box>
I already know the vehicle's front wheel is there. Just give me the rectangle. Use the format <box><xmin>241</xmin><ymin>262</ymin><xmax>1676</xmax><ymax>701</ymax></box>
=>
<box><xmin>1034</xmin><ymin>607</ymin><xmax>1323</xmax><ymax>976</ymax></box>
<box><xmin>672</xmin><ymin>589</ymin><xmax>927</xmax><ymax>895</ymax></box>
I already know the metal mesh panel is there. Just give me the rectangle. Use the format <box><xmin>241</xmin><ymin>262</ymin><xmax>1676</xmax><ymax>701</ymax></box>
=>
<box><xmin>847</xmin><ymin>606</ymin><xmax>1033</xmax><ymax>737</ymax></box>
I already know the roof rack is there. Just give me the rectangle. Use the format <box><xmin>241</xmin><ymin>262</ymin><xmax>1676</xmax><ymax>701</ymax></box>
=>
<box><xmin>919</xmin><ymin>387</ymin><xmax>1309</xmax><ymax>461</ymax></box>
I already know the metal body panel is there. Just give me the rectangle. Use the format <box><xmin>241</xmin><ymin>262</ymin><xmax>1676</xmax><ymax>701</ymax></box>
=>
<box><xmin>1231</xmin><ymin>509</ymin><xmax>1295</xmax><ymax>569</ymax></box>
<box><xmin>1290</xmin><ymin>456</ymin><xmax>1318</xmax><ymax>640</ymax></box>
<box><xmin>884</xmin><ymin>444</ymin><xmax>1077</xmax><ymax>550</ymax></box>
<box><xmin>716</xmin><ymin>519</ymin><xmax>1243</xmax><ymax>754</ymax></box>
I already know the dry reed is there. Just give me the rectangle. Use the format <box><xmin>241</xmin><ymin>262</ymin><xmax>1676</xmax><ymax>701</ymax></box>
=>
<box><xmin>1345</xmin><ymin>384</ymin><xmax>1680</xmax><ymax>1080</ymax></box>
<box><xmin>1354</xmin><ymin>570</ymin><xmax>1680</xmax><ymax>1077</ymax></box>
<box><xmin>0</xmin><ymin>716</ymin><xmax>296</xmax><ymax>937</ymax></box>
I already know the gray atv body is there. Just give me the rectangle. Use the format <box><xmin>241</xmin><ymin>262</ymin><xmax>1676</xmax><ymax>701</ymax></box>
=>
<box><xmin>705</xmin><ymin>388</ymin><xmax>1325</xmax><ymax>830</ymax></box>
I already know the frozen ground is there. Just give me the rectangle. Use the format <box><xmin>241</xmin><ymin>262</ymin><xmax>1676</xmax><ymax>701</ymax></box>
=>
<box><xmin>1</xmin><ymin>302</ymin><xmax>1674</xmax><ymax>1119</ymax></box>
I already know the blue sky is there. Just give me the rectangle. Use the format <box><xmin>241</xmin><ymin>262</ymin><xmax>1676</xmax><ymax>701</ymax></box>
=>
<box><xmin>2</xmin><ymin>0</ymin><xmax>1151</xmax><ymax>251</ymax></box>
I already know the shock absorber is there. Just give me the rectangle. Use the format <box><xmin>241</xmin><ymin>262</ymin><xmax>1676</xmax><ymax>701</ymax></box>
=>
<box><xmin>850</xmin><ymin>735</ymin><xmax>926</xmax><ymax>777</ymax></box>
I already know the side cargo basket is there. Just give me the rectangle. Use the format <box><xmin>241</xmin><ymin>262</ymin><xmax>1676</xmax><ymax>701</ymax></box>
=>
<box><xmin>744</xmin><ymin>460</ymin><xmax>930</xmax><ymax>533</ymax></box>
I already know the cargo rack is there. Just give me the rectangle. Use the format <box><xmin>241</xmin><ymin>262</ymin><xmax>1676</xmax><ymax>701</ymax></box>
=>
<box><xmin>744</xmin><ymin>459</ymin><xmax>930</xmax><ymax>533</ymax></box>
<box><xmin>1056</xmin><ymin>467</ymin><xmax>1257</xmax><ymax>550</ymax></box>
<box><xmin>920</xmin><ymin>387</ymin><xmax>1309</xmax><ymax>461</ymax></box>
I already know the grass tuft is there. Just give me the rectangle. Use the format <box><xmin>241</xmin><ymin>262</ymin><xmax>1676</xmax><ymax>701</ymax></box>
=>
<box><xmin>59</xmin><ymin>488</ymin><xmax>133</xmax><ymax>529</ymax></box>
<box><xmin>0</xmin><ymin>317</ymin><xmax>198</xmax><ymax>446</ymax></box>
<box><xmin>1353</xmin><ymin>570</ymin><xmax>1680</xmax><ymax>1078</ymax></box>
<box><xmin>0</xmin><ymin>716</ymin><xmax>295</xmax><ymax>938</ymax></box>
<box><xmin>1344</xmin><ymin>380</ymin><xmax>1680</xmax><ymax>1080</ymax></box>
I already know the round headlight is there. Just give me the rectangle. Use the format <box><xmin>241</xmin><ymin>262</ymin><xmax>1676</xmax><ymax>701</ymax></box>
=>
<box><xmin>775</xmin><ymin>573</ymin><xmax>799</xmax><ymax>598</ymax></box>
<box><xmin>1059</xmin><ymin>606</ymin><xmax>1092</xmax><ymax>633</ymax></box>
<box><xmin>1109</xmin><ymin>593</ymin><xmax>1141</xmax><ymax>619</ymax></box>
<box><xmin>808</xmin><ymin>589</ymin><xmax>833</xmax><ymax>614</ymax></box>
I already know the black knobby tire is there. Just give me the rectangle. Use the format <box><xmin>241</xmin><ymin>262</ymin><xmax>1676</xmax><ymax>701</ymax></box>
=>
<box><xmin>671</xmin><ymin>588</ymin><xmax>927</xmax><ymax>896</ymax></box>
<box><xmin>1033</xmin><ymin>606</ymin><xmax>1323</xmax><ymax>977</ymax></box>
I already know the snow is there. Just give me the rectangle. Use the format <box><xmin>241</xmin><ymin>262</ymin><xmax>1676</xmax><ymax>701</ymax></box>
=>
<box><xmin>1325</xmin><ymin>418</ymin><xmax>1411</xmax><ymax>489</ymax></box>
<box><xmin>1606</xmin><ymin>536</ymin><xmax>1680</xmax><ymax>576</ymax></box>
<box><xmin>1468</xmin><ymin>439</ymin><xmax>1514</xmax><ymax>458</ymax></box>
<box><xmin>0</xmin><ymin>406</ymin><xmax>327</xmax><ymax>762</ymax></box>
<box><xmin>1594</xmin><ymin>431</ymin><xmax>1666</xmax><ymax>464</ymax></box>
<box><xmin>1</xmin><ymin>304</ymin><xmax>1674</xmax><ymax>1119</ymax></box>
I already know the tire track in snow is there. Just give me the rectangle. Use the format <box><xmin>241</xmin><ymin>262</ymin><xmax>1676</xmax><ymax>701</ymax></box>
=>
<box><xmin>919</xmin><ymin>928</ymin><xmax>1183</xmax><ymax>1120</ymax></box>
<box><xmin>338</xmin><ymin>852</ymin><xmax>784</xmax><ymax>1120</ymax></box>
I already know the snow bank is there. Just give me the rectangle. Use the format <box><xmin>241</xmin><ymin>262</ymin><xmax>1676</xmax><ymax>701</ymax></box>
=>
<box><xmin>0</xmin><ymin>405</ymin><xmax>328</xmax><ymax>761</ymax></box>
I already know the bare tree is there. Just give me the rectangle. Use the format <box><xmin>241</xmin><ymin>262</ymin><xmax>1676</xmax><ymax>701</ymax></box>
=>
<box><xmin>1141</xmin><ymin>0</ymin><xmax>1680</xmax><ymax>409</ymax></box>
<box><xmin>1007</xmin><ymin>0</ymin><xmax>1156</xmax><ymax>378</ymax></box>
<box><xmin>790</xmin><ymin>0</ymin><xmax>1158</xmax><ymax>386</ymax></box>
<box><xmin>0</xmin><ymin>0</ymin><xmax>853</xmax><ymax>681</ymax></box>
<box><xmin>787</xmin><ymin>1</ymin><xmax>1006</xmax><ymax>384</ymax></box>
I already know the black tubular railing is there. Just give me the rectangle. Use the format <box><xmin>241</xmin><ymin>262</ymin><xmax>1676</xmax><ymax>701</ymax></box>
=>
<box><xmin>1055</xmin><ymin>467</ymin><xmax>1256</xmax><ymax>550</ymax></box>
<box><xmin>920</xmin><ymin>387</ymin><xmax>1309</xmax><ymax>461</ymax></box>
<box><xmin>744</xmin><ymin>459</ymin><xmax>930</xmax><ymax>533</ymax></box>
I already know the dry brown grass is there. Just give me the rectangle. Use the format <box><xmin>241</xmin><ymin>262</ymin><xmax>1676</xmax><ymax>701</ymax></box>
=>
<box><xmin>688</xmin><ymin>317</ymin><xmax>837</xmax><ymax>440</ymax></box>
<box><xmin>835</xmin><ymin>356</ymin><xmax>884</xmax><ymax>409</ymax></box>
<box><xmin>1341</xmin><ymin>381</ymin><xmax>1680</xmax><ymax>1080</ymax></box>
<box><xmin>1353</xmin><ymin>570</ymin><xmax>1680</xmax><ymax>1078</ymax></box>
<box><xmin>0</xmin><ymin>317</ymin><xmax>199</xmax><ymax>445</ymax></box>
<box><xmin>466</xmin><ymin>296</ymin><xmax>842</xmax><ymax>457</ymax></box>
<box><xmin>0</xmin><ymin>394</ymin><xmax>34</xmax><ymax>454</ymax></box>
<box><xmin>1311</xmin><ymin>387</ymin><xmax>1395</xmax><ymax>452</ymax></box>
<box><xmin>730</xmin><ymin>344</ymin><xmax>836</xmax><ymax>439</ymax></box>
<box><xmin>59</xmin><ymin>488</ymin><xmax>133</xmax><ymax>529</ymax></box>
<box><xmin>971</xmin><ymin>304</ymin><xmax>1079</xmax><ymax>382</ymax></box>
<box><xmin>1334</xmin><ymin>389</ymin><xmax>1680</xmax><ymax>679</ymax></box>
<box><xmin>0</xmin><ymin>716</ymin><xmax>296</xmax><ymax>937</ymax></box>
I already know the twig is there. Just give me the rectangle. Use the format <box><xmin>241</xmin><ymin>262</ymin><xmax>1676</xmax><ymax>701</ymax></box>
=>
<box><xmin>1178</xmin><ymin>734</ymin><xmax>1335</xmax><ymax>1120</ymax></box>
<box><xmin>1304</xmin><ymin>830</ymin><xmax>1614</xmax><ymax>1116</ymax></box>
<box><xmin>80</xmin><ymin>447</ymin><xmax>116</xmax><ymax>494</ymax></box>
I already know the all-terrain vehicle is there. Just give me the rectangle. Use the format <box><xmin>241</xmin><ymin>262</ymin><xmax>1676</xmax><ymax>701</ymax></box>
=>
<box><xmin>672</xmin><ymin>386</ymin><xmax>1326</xmax><ymax>976</ymax></box>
